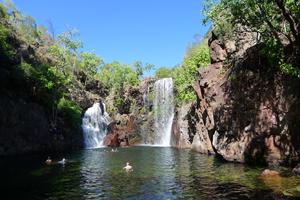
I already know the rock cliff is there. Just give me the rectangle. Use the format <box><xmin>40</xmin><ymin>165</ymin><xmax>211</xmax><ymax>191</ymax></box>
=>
<box><xmin>103</xmin><ymin>78</ymin><xmax>156</xmax><ymax>147</ymax></box>
<box><xmin>185</xmin><ymin>32</ymin><xmax>300</xmax><ymax>166</ymax></box>
<box><xmin>0</xmin><ymin>25</ymin><xmax>107</xmax><ymax>155</ymax></box>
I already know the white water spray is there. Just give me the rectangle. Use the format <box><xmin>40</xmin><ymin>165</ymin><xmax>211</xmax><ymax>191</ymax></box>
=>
<box><xmin>153</xmin><ymin>78</ymin><xmax>174</xmax><ymax>146</ymax></box>
<box><xmin>81</xmin><ymin>103</ymin><xmax>110</xmax><ymax>148</ymax></box>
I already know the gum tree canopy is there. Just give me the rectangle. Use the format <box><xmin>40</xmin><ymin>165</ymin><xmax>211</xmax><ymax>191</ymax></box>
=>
<box><xmin>204</xmin><ymin>0</ymin><xmax>300</xmax><ymax>77</ymax></box>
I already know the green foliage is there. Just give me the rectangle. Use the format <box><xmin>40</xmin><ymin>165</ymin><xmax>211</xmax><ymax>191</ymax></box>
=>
<box><xmin>97</xmin><ymin>62</ymin><xmax>141</xmax><ymax>115</ymax></box>
<box><xmin>57</xmin><ymin>28</ymin><xmax>82</xmax><ymax>54</ymax></box>
<box><xmin>97</xmin><ymin>61</ymin><xmax>146</xmax><ymax>115</ymax></box>
<box><xmin>133</xmin><ymin>61</ymin><xmax>154</xmax><ymax>79</ymax></box>
<box><xmin>173</xmin><ymin>43</ymin><xmax>210</xmax><ymax>103</ymax></box>
<box><xmin>155</xmin><ymin>67</ymin><xmax>173</xmax><ymax>79</ymax></box>
<box><xmin>114</xmin><ymin>97</ymin><xmax>125</xmax><ymax>109</ymax></box>
<box><xmin>0</xmin><ymin>1</ymin><xmax>114</xmax><ymax>135</ymax></box>
<box><xmin>1</xmin><ymin>0</ymin><xmax>199</xmax><ymax>130</ymax></box>
<box><xmin>146</xmin><ymin>89</ymin><xmax>155</xmax><ymax>104</ymax></box>
<box><xmin>80</xmin><ymin>52</ymin><xmax>103</xmax><ymax>76</ymax></box>
<box><xmin>203</xmin><ymin>0</ymin><xmax>300</xmax><ymax>78</ymax></box>
<box><xmin>98</xmin><ymin>61</ymin><xmax>140</xmax><ymax>91</ymax></box>
<box><xmin>57</xmin><ymin>97</ymin><xmax>82</xmax><ymax>127</ymax></box>
<box><xmin>20</xmin><ymin>61</ymin><xmax>67</xmax><ymax>92</ymax></box>
<box><xmin>203</xmin><ymin>0</ymin><xmax>234</xmax><ymax>39</ymax></box>
<box><xmin>49</xmin><ymin>29</ymin><xmax>83</xmax><ymax>74</ymax></box>
<box><xmin>0</xmin><ymin>23</ymin><xmax>14</xmax><ymax>58</ymax></box>
<box><xmin>139</xmin><ymin>106</ymin><xmax>147</xmax><ymax>114</ymax></box>
<box><xmin>20</xmin><ymin>62</ymin><xmax>35</xmax><ymax>77</ymax></box>
<box><xmin>2</xmin><ymin>0</ymin><xmax>42</xmax><ymax>45</ymax></box>
<box><xmin>49</xmin><ymin>44</ymin><xmax>69</xmax><ymax>73</ymax></box>
<box><xmin>0</xmin><ymin>3</ymin><xmax>8</xmax><ymax>19</ymax></box>
<box><xmin>280</xmin><ymin>60</ymin><xmax>300</xmax><ymax>79</ymax></box>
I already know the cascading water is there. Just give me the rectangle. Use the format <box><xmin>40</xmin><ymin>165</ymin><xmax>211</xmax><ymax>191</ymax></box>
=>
<box><xmin>153</xmin><ymin>78</ymin><xmax>174</xmax><ymax>146</ymax></box>
<box><xmin>81</xmin><ymin>102</ymin><xmax>110</xmax><ymax>149</ymax></box>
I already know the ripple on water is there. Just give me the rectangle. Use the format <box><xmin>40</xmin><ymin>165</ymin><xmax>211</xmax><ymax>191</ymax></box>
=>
<box><xmin>0</xmin><ymin>146</ymin><xmax>300</xmax><ymax>200</ymax></box>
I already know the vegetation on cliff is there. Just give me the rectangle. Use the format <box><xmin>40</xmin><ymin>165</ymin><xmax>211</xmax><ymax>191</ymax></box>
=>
<box><xmin>0</xmin><ymin>0</ymin><xmax>157</xmax><ymax>154</ymax></box>
<box><xmin>173</xmin><ymin>41</ymin><xmax>210</xmax><ymax>103</ymax></box>
<box><xmin>155</xmin><ymin>41</ymin><xmax>210</xmax><ymax>104</ymax></box>
<box><xmin>0</xmin><ymin>0</ymin><xmax>154</xmax><ymax>125</ymax></box>
<box><xmin>204</xmin><ymin>0</ymin><xmax>300</xmax><ymax>78</ymax></box>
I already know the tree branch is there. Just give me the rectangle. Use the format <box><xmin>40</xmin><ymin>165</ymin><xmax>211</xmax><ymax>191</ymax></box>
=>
<box><xmin>257</xmin><ymin>4</ymin><xmax>283</xmax><ymax>45</ymax></box>
<box><xmin>275</xmin><ymin>0</ymin><xmax>300</xmax><ymax>43</ymax></box>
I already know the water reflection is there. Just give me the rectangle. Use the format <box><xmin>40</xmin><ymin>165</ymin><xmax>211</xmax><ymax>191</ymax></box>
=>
<box><xmin>1</xmin><ymin>147</ymin><xmax>300</xmax><ymax>199</ymax></box>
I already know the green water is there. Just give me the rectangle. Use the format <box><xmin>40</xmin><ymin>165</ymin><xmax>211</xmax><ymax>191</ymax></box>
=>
<box><xmin>0</xmin><ymin>146</ymin><xmax>299</xmax><ymax>199</ymax></box>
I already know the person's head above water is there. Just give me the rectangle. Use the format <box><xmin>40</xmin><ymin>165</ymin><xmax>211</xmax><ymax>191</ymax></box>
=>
<box><xmin>45</xmin><ymin>156</ymin><xmax>52</xmax><ymax>164</ymax></box>
<box><xmin>123</xmin><ymin>162</ymin><xmax>133</xmax><ymax>171</ymax></box>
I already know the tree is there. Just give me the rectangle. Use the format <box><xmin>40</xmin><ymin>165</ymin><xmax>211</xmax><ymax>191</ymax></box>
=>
<box><xmin>80</xmin><ymin>52</ymin><xmax>103</xmax><ymax>76</ymax></box>
<box><xmin>204</xmin><ymin>0</ymin><xmax>300</xmax><ymax>77</ymax></box>
<box><xmin>49</xmin><ymin>29</ymin><xmax>83</xmax><ymax>75</ymax></box>
<box><xmin>155</xmin><ymin>67</ymin><xmax>173</xmax><ymax>79</ymax></box>
<box><xmin>205</xmin><ymin>0</ymin><xmax>300</xmax><ymax>45</ymax></box>
<box><xmin>133</xmin><ymin>60</ymin><xmax>154</xmax><ymax>79</ymax></box>
<box><xmin>98</xmin><ymin>61</ymin><xmax>140</xmax><ymax>91</ymax></box>
<box><xmin>173</xmin><ymin>42</ymin><xmax>210</xmax><ymax>103</ymax></box>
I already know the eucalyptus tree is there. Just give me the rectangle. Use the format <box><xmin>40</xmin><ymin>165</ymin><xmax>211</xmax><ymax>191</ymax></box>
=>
<box><xmin>204</xmin><ymin>0</ymin><xmax>300</xmax><ymax>77</ymax></box>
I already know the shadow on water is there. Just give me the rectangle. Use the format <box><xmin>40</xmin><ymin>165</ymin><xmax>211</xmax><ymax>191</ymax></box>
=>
<box><xmin>0</xmin><ymin>147</ymin><xmax>300</xmax><ymax>199</ymax></box>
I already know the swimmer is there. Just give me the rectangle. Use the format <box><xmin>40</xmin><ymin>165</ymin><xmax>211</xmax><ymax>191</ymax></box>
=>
<box><xmin>45</xmin><ymin>156</ymin><xmax>52</xmax><ymax>165</ymax></box>
<box><xmin>58</xmin><ymin>158</ymin><xmax>66</xmax><ymax>164</ymax></box>
<box><xmin>123</xmin><ymin>162</ymin><xmax>133</xmax><ymax>172</ymax></box>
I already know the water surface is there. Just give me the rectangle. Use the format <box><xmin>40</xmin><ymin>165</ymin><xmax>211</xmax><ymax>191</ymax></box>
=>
<box><xmin>1</xmin><ymin>147</ymin><xmax>299</xmax><ymax>199</ymax></box>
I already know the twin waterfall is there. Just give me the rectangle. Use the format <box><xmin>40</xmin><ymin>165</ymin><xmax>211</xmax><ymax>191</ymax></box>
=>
<box><xmin>81</xmin><ymin>103</ymin><xmax>110</xmax><ymax>148</ymax></box>
<box><xmin>152</xmin><ymin>78</ymin><xmax>174</xmax><ymax>146</ymax></box>
<box><xmin>81</xmin><ymin>78</ymin><xmax>174</xmax><ymax>148</ymax></box>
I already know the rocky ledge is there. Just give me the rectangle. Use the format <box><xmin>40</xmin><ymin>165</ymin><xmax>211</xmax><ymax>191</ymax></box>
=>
<box><xmin>173</xmin><ymin>32</ymin><xmax>300</xmax><ymax>167</ymax></box>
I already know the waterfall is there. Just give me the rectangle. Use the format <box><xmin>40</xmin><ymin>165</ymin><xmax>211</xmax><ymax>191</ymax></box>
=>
<box><xmin>153</xmin><ymin>78</ymin><xmax>174</xmax><ymax>146</ymax></box>
<box><xmin>81</xmin><ymin>102</ymin><xmax>110</xmax><ymax>149</ymax></box>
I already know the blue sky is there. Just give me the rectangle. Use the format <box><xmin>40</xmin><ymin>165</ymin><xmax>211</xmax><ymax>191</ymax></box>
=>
<box><xmin>9</xmin><ymin>0</ymin><xmax>210</xmax><ymax>69</ymax></box>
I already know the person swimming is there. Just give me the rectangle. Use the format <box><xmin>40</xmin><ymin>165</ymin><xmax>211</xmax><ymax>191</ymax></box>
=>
<box><xmin>123</xmin><ymin>162</ymin><xmax>133</xmax><ymax>172</ymax></box>
<box><xmin>45</xmin><ymin>156</ymin><xmax>52</xmax><ymax>165</ymax></box>
<box><xmin>58</xmin><ymin>158</ymin><xmax>66</xmax><ymax>164</ymax></box>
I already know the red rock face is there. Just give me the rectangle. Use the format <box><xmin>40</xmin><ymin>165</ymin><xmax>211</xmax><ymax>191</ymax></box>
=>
<box><xmin>103</xmin><ymin>115</ymin><xmax>136</xmax><ymax>147</ymax></box>
<box><xmin>209</xmin><ymin>40</ymin><xmax>227</xmax><ymax>64</ymax></box>
<box><xmin>103</xmin><ymin>132</ymin><xmax>120</xmax><ymax>147</ymax></box>
<box><xmin>189</xmin><ymin>32</ymin><xmax>300</xmax><ymax>166</ymax></box>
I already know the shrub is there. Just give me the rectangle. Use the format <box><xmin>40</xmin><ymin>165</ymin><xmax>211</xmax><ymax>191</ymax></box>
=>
<box><xmin>173</xmin><ymin>43</ymin><xmax>210</xmax><ymax>103</ymax></box>
<box><xmin>57</xmin><ymin>97</ymin><xmax>82</xmax><ymax>127</ymax></box>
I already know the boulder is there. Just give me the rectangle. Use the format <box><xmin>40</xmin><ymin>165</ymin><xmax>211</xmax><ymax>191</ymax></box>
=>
<box><xmin>103</xmin><ymin>133</ymin><xmax>119</xmax><ymax>147</ymax></box>
<box><xmin>292</xmin><ymin>164</ymin><xmax>300</xmax><ymax>175</ymax></box>
<box><xmin>104</xmin><ymin>114</ymin><xmax>136</xmax><ymax>147</ymax></box>
<box><xmin>209</xmin><ymin>39</ymin><xmax>227</xmax><ymax>63</ymax></box>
